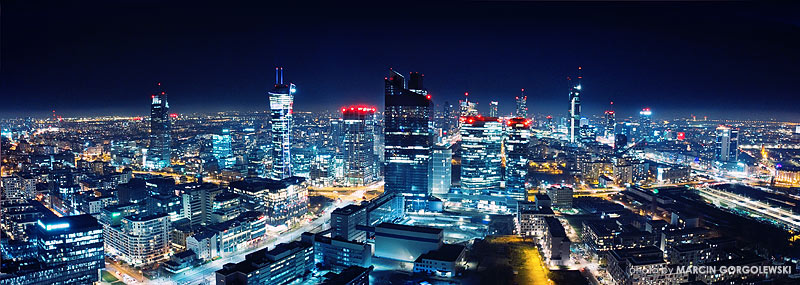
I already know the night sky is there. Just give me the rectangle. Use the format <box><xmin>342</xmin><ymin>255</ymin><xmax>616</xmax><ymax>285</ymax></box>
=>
<box><xmin>2</xmin><ymin>1</ymin><xmax>799</xmax><ymax>120</ymax></box>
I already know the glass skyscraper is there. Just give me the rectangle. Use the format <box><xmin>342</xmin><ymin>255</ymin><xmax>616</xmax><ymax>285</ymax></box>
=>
<box><xmin>515</xmin><ymin>89</ymin><xmax>527</xmax><ymax>119</ymax></box>
<box><xmin>488</xmin><ymin>101</ymin><xmax>499</xmax><ymax>117</ymax></box>
<box><xmin>568</xmin><ymin>68</ymin><xmax>582</xmax><ymax>144</ymax></box>
<box><xmin>269</xmin><ymin>67</ymin><xmax>295</xmax><ymax>180</ymax></box>
<box><xmin>213</xmin><ymin>128</ymin><xmax>235</xmax><ymax>169</ymax></box>
<box><xmin>505</xmin><ymin>118</ymin><xmax>530</xmax><ymax>200</ymax></box>
<box><xmin>429</xmin><ymin>143</ymin><xmax>452</xmax><ymax>195</ymax></box>
<box><xmin>146</xmin><ymin>82</ymin><xmax>171</xmax><ymax>169</ymax></box>
<box><xmin>715</xmin><ymin>126</ymin><xmax>739</xmax><ymax>162</ymax></box>
<box><xmin>460</xmin><ymin>116</ymin><xmax>503</xmax><ymax>194</ymax></box>
<box><xmin>638</xmin><ymin>108</ymin><xmax>653</xmax><ymax>142</ymax></box>
<box><xmin>341</xmin><ymin>106</ymin><xmax>378</xmax><ymax>186</ymax></box>
<box><xmin>604</xmin><ymin>109</ymin><xmax>616</xmax><ymax>137</ymax></box>
<box><xmin>384</xmin><ymin>69</ymin><xmax>432</xmax><ymax>205</ymax></box>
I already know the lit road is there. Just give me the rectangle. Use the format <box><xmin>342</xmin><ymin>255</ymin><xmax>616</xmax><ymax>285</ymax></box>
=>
<box><xmin>698</xmin><ymin>186</ymin><xmax>800</xmax><ymax>230</ymax></box>
<box><xmin>165</xmin><ymin>199</ymin><xmax>351</xmax><ymax>285</ymax></box>
<box><xmin>106</xmin><ymin>260</ymin><xmax>146</xmax><ymax>284</ymax></box>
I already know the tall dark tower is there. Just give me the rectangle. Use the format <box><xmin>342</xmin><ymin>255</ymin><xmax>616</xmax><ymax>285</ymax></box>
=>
<box><xmin>384</xmin><ymin>69</ymin><xmax>432</xmax><ymax>210</ymax></box>
<box><xmin>568</xmin><ymin>67</ymin><xmax>582</xmax><ymax>143</ymax></box>
<box><xmin>147</xmin><ymin>82</ymin><xmax>171</xmax><ymax>169</ymax></box>
<box><xmin>515</xmin><ymin>88</ymin><xmax>528</xmax><ymax>119</ymax></box>
<box><xmin>604</xmin><ymin>101</ymin><xmax>616</xmax><ymax>137</ymax></box>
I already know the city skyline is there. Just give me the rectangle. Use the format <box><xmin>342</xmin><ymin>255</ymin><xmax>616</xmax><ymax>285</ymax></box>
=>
<box><xmin>3</xmin><ymin>2</ymin><xmax>800</xmax><ymax>285</ymax></box>
<box><xmin>2</xmin><ymin>2</ymin><xmax>799</xmax><ymax>120</ymax></box>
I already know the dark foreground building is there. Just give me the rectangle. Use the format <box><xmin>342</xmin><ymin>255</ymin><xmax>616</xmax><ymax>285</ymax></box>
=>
<box><xmin>0</xmin><ymin>214</ymin><xmax>104</xmax><ymax>285</ymax></box>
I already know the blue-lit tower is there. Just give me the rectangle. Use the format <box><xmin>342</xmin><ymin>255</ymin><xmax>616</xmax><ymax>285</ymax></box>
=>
<box><xmin>639</xmin><ymin>108</ymin><xmax>653</xmax><ymax>142</ymax></box>
<box><xmin>269</xmin><ymin>67</ymin><xmax>295</xmax><ymax>180</ymax></box>
<box><xmin>384</xmin><ymin>69</ymin><xmax>432</xmax><ymax>207</ymax></box>
<box><xmin>213</xmin><ymin>129</ymin><xmax>235</xmax><ymax>169</ymax></box>
<box><xmin>146</xmin><ymin>82</ymin><xmax>171</xmax><ymax>170</ymax></box>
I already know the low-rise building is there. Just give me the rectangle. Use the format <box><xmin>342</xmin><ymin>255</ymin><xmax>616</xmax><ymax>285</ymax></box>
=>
<box><xmin>413</xmin><ymin>244</ymin><xmax>466</xmax><ymax>278</ymax></box>
<box><xmin>301</xmin><ymin>232</ymin><xmax>372</xmax><ymax>272</ymax></box>
<box><xmin>215</xmin><ymin>241</ymin><xmax>314</xmax><ymax>285</ymax></box>
<box><xmin>607</xmin><ymin>246</ymin><xmax>687</xmax><ymax>285</ymax></box>
<box><xmin>541</xmin><ymin>217</ymin><xmax>571</xmax><ymax>266</ymax></box>
<box><xmin>374</xmin><ymin>223</ymin><xmax>443</xmax><ymax>262</ymax></box>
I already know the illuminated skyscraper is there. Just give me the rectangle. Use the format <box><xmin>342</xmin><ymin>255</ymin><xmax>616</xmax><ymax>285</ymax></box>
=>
<box><xmin>715</xmin><ymin>126</ymin><xmax>739</xmax><ymax>162</ymax></box>
<box><xmin>460</xmin><ymin>116</ymin><xmax>503</xmax><ymax>194</ymax></box>
<box><xmin>505</xmin><ymin>118</ymin><xmax>531</xmax><ymax>200</ymax></box>
<box><xmin>146</xmin><ymin>82</ymin><xmax>171</xmax><ymax>170</ymax></box>
<box><xmin>429</xmin><ymin>144</ymin><xmax>452</xmax><ymax>195</ymax></box>
<box><xmin>515</xmin><ymin>89</ymin><xmax>528</xmax><ymax>119</ymax></box>
<box><xmin>269</xmin><ymin>67</ymin><xmax>296</xmax><ymax>180</ymax></box>
<box><xmin>638</xmin><ymin>108</ymin><xmax>653</xmax><ymax>142</ymax></box>
<box><xmin>384</xmin><ymin>69</ymin><xmax>432</xmax><ymax>205</ymax></box>
<box><xmin>341</xmin><ymin>106</ymin><xmax>378</xmax><ymax>186</ymax></box>
<box><xmin>605</xmin><ymin>101</ymin><xmax>616</xmax><ymax>137</ymax></box>
<box><xmin>568</xmin><ymin>68</ymin><xmax>582</xmax><ymax>143</ymax></box>
<box><xmin>488</xmin><ymin>101</ymin><xmax>499</xmax><ymax>117</ymax></box>
<box><xmin>213</xmin><ymin>129</ymin><xmax>235</xmax><ymax>169</ymax></box>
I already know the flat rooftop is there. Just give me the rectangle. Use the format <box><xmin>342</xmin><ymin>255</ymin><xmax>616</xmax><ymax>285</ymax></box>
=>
<box><xmin>376</xmin><ymin>222</ymin><xmax>443</xmax><ymax>235</ymax></box>
<box><xmin>416</xmin><ymin>244</ymin><xmax>465</xmax><ymax>262</ymax></box>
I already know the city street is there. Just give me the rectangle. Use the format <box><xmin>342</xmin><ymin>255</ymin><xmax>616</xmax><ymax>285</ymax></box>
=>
<box><xmin>165</xmin><ymin>199</ymin><xmax>350</xmax><ymax>285</ymax></box>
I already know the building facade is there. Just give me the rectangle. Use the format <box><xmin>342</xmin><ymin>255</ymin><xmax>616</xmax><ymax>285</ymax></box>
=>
<box><xmin>460</xmin><ymin>116</ymin><xmax>503</xmax><ymax>194</ymax></box>
<box><xmin>340</xmin><ymin>106</ymin><xmax>378</xmax><ymax>186</ymax></box>
<box><xmin>384</xmin><ymin>69</ymin><xmax>433</xmax><ymax>207</ymax></box>
<box><xmin>505</xmin><ymin>118</ymin><xmax>531</xmax><ymax>200</ymax></box>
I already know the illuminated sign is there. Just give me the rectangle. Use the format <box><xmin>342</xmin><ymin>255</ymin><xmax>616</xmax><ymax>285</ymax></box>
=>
<box><xmin>37</xmin><ymin>220</ymin><xmax>70</xmax><ymax>231</ymax></box>
<box><xmin>677</xmin><ymin>132</ymin><xmax>685</xmax><ymax>140</ymax></box>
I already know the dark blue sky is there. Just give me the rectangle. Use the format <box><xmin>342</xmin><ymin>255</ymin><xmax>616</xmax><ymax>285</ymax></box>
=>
<box><xmin>2</xmin><ymin>1</ymin><xmax>799</xmax><ymax>120</ymax></box>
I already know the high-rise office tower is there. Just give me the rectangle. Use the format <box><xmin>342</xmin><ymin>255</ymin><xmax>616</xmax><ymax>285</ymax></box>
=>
<box><xmin>505</xmin><ymin>118</ymin><xmax>530</xmax><ymax>200</ymax></box>
<box><xmin>440</xmin><ymin>101</ymin><xmax>459</xmax><ymax>136</ymax></box>
<box><xmin>429</xmin><ymin>144</ymin><xmax>453</xmax><ymax>195</ymax></box>
<box><xmin>269</xmin><ymin>67</ymin><xmax>296</xmax><ymax>180</ymax></box>
<box><xmin>147</xmin><ymin>82</ymin><xmax>171</xmax><ymax>169</ymax></box>
<box><xmin>515</xmin><ymin>89</ymin><xmax>528</xmax><ymax>119</ymax></box>
<box><xmin>384</xmin><ymin>69</ymin><xmax>432</xmax><ymax>205</ymax></box>
<box><xmin>568</xmin><ymin>68</ymin><xmax>582</xmax><ymax>143</ymax></box>
<box><xmin>604</xmin><ymin>101</ymin><xmax>616</xmax><ymax>137</ymax></box>
<box><xmin>639</xmin><ymin>108</ymin><xmax>653</xmax><ymax>142</ymax></box>
<box><xmin>213</xmin><ymin>129</ymin><xmax>235</xmax><ymax>169</ymax></box>
<box><xmin>341</xmin><ymin>106</ymin><xmax>378</xmax><ymax>186</ymax></box>
<box><xmin>488</xmin><ymin>101</ymin><xmax>499</xmax><ymax>117</ymax></box>
<box><xmin>715</xmin><ymin>126</ymin><xmax>739</xmax><ymax>162</ymax></box>
<box><xmin>460</xmin><ymin>116</ymin><xmax>503</xmax><ymax>194</ymax></box>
